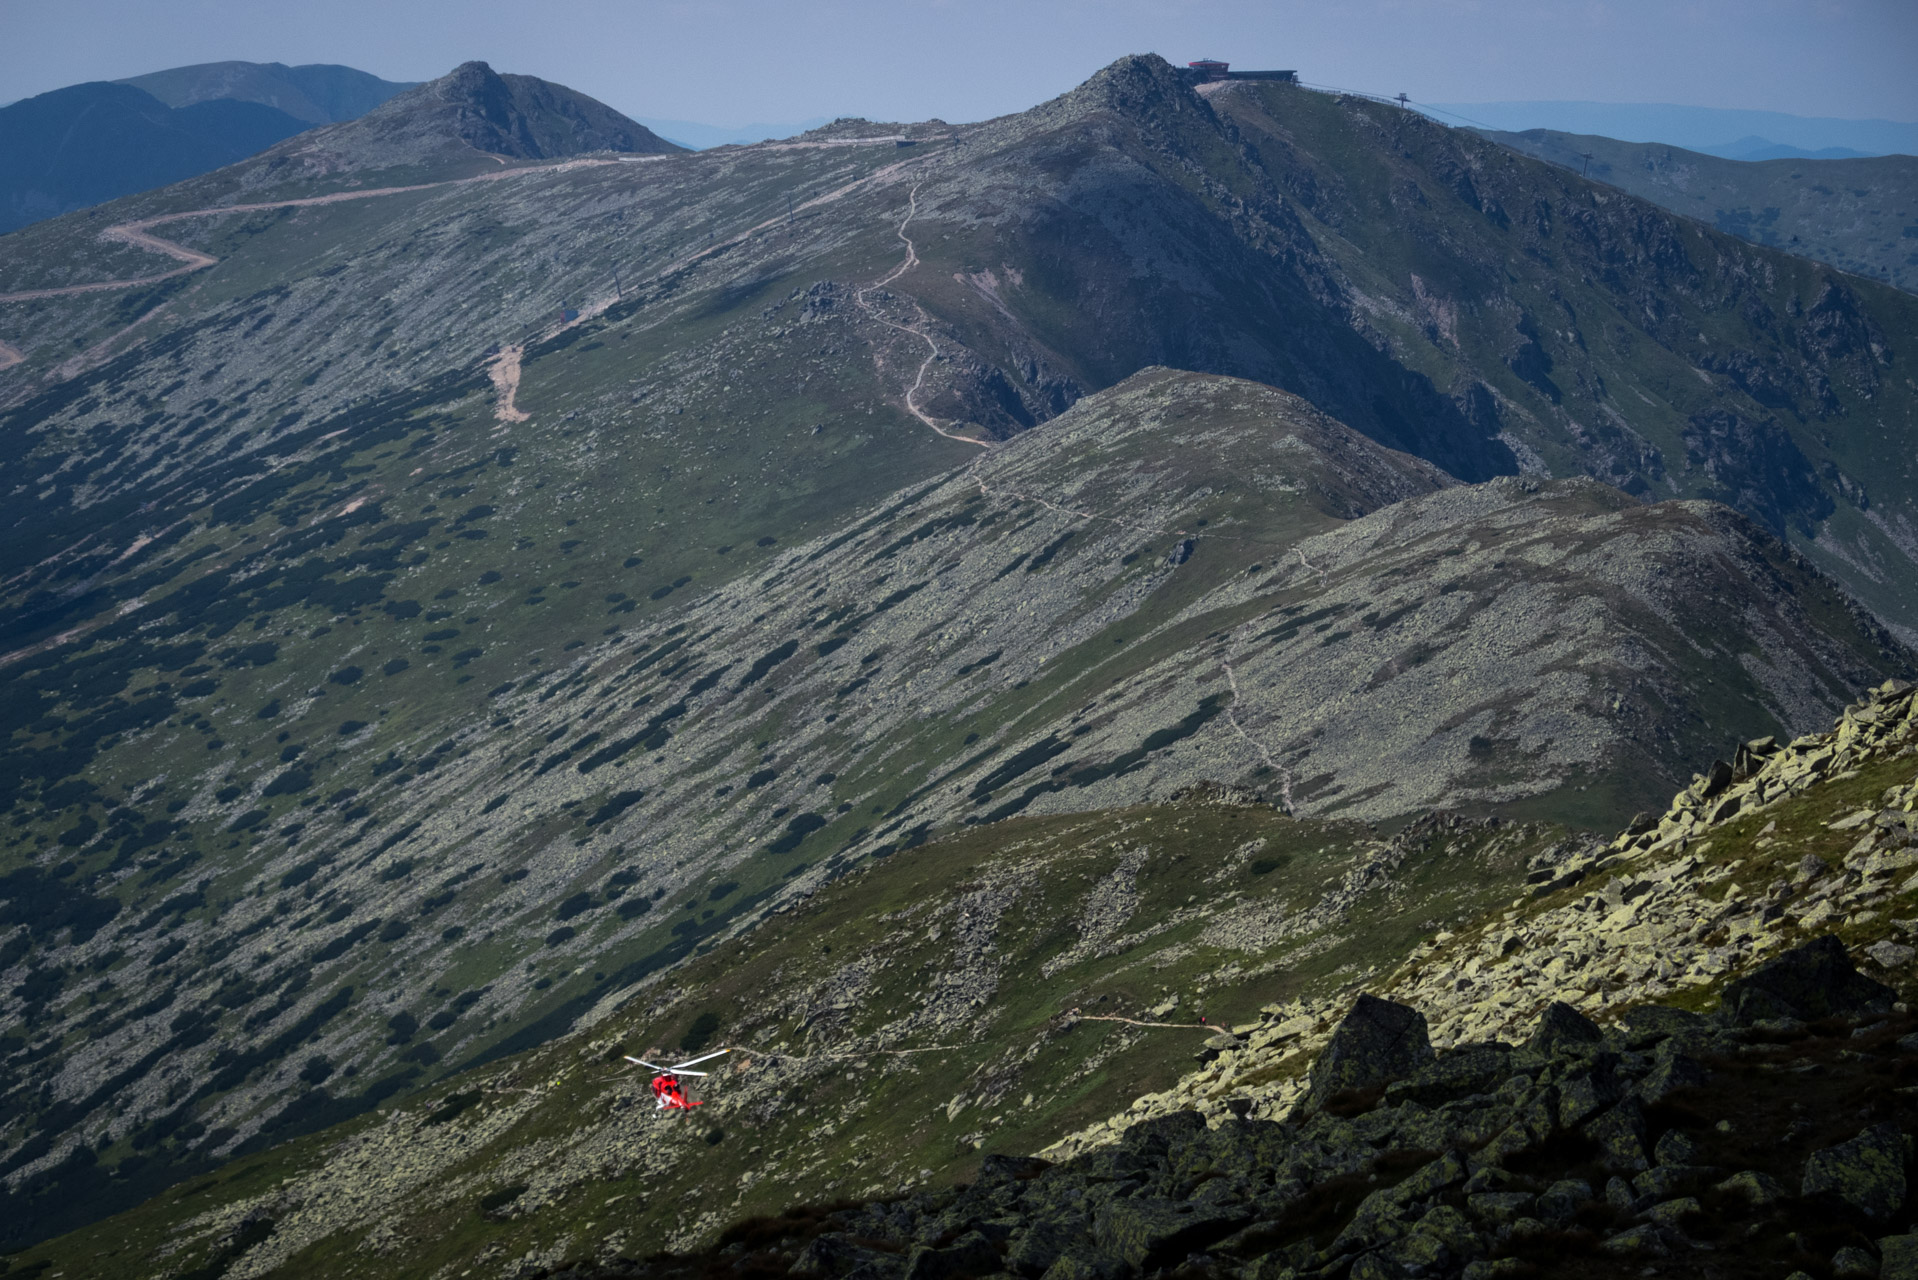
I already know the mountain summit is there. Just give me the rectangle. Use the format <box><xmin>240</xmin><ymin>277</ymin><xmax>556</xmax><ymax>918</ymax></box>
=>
<box><xmin>258</xmin><ymin>60</ymin><xmax>681</xmax><ymax>176</ymax></box>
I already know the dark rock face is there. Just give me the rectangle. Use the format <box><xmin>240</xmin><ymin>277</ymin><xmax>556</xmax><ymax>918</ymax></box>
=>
<box><xmin>1718</xmin><ymin>933</ymin><xmax>1897</xmax><ymax>1025</ymax></box>
<box><xmin>1520</xmin><ymin>1000</ymin><xmax>1602</xmax><ymax>1058</ymax></box>
<box><xmin>1681</xmin><ymin>406</ymin><xmax>1833</xmax><ymax>538</ymax></box>
<box><xmin>1301</xmin><ymin>994</ymin><xmax>1434</xmax><ymax>1113</ymax></box>
<box><xmin>433</xmin><ymin>62</ymin><xmax>667</xmax><ymax>160</ymax></box>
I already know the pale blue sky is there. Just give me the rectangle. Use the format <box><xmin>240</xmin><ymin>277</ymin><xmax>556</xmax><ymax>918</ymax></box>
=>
<box><xmin>4</xmin><ymin>0</ymin><xmax>1914</xmax><ymax>127</ymax></box>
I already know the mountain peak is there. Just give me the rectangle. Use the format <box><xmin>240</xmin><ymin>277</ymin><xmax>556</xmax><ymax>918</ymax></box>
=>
<box><xmin>244</xmin><ymin>61</ymin><xmax>682</xmax><ymax>179</ymax></box>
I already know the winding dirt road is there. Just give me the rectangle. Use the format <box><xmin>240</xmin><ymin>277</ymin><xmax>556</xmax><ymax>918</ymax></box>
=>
<box><xmin>0</xmin><ymin>156</ymin><xmax>661</xmax><ymax>307</ymax></box>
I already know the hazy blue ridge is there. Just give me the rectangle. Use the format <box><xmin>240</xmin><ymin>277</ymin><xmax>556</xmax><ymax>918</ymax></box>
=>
<box><xmin>1424</xmin><ymin>100</ymin><xmax>1918</xmax><ymax>157</ymax></box>
<box><xmin>0</xmin><ymin>82</ymin><xmax>310</xmax><ymax>234</ymax></box>
<box><xmin>116</xmin><ymin>60</ymin><xmax>418</xmax><ymax>125</ymax></box>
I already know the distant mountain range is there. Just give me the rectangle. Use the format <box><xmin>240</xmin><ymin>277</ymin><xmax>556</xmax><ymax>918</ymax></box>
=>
<box><xmin>116</xmin><ymin>60</ymin><xmax>416</xmax><ymax>126</ymax></box>
<box><xmin>0</xmin><ymin>61</ymin><xmax>416</xmax><ymax>234</ymax></box>
<box><xmin>1426</xmin><ymin>100</ymin><xmax>1918</xmax><ymax>158</ymax></box>
<box><xmin>1480</xmin><ymin>128</ymin><xmax>1918</xmax><ymax>294</ymax></box>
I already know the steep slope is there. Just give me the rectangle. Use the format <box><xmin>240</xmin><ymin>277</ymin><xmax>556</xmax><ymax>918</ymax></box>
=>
<box><xmin>117</xmin><ymin>61</ymin><xmax>417</xmax><ymax>126</ymax></box>
<box><xmin>0</xmin><ymin>82</ymin><xmax>312</xmax><ymax>233</ymax></box>
<box><xmin>20</xmin><ymin>654</ymin><xmax>1918</xmax><ymax>1279</ymax></box>
<box><xmin>6</xmin><ymin>56</ymin><xmax>1918</xmax><ymax>629</ymax></box>
<box><xmin>1482</xmin><ymin>128</ymin><xmax>1918</xmax><ymax>294</ymax></box>
<box><xmin>3</xmin><ymin>801</ymin><xmax>1582</xmax><ymax>1273</ymax></box>
<box><xmin>0</xmin><ymin>369</ymin><xmax>1905</xmax><ymax>1251</ymax></box>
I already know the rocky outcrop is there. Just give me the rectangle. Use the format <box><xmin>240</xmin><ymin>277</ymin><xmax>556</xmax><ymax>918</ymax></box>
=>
<box><xmin>559</xmin><ymin>938</ymin><xmax>1915</xmax><ymax>1280</ymax></box>
<box><xmin>1043</xmin><ymin>678</ymin><xmax>1918</xmax><ymax>1150</ymax></box>
<box><xmin>1614</xmin><ymin>678</ymin><xmax>1918</xmax><ymax>863</ymax></box>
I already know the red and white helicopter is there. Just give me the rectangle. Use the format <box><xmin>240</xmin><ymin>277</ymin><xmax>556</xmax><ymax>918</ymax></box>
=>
<box><xmin>624</xmin><ymin>1048</ymin><xmax>731</xmax><ymax>1111</ymax></box>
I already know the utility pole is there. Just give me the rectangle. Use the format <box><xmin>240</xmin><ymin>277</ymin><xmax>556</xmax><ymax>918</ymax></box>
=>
<box><xmin>1395</xmin><ymin>93</ymin><xmax>1409</xmax><ymax>108</ymax></box>
<box><xmin>1579</xmin><ymin>151</ymin><xmax>1594</xmax><ymax>178</ymax></box>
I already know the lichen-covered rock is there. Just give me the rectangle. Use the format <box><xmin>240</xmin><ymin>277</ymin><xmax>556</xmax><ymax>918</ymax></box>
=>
<box><xmin>1092</xmin><ymin>1198</ymin><xmax>1246</xmax><ymax>1269</ymax></box>
<box><xmin>1636</xmin><ymin>1047</ymin><xmax>1711</xmax><ymax>1105</ymax></box>
<box><xmin>1714</xmin><ymin>1170</ymin><xmax>1787</xmax><ymax>1206</ymax></box>
<box><xmin>1598</xmin><ymin>1223</ymin><xmax>1667</xmax><ymax>1255</ymax></box>
<box><xmin>1833</xmin><ymin>1245</ymin><xmax>1882</xmax><ymax>1279</ymax></box>
<box><xmin>1802</xmin><ymin>1123</ymin><xmax>1911</xmax><ymax>1221</ymax></box>
<box><xmin>1719</xmin><ymin>935</ymin><xmax>1897</xmax><ymax>1025</ymax></box>
<box><xmin>1465</xmin><ymin>1192</ymin><xmax>1534</xmax><ymax>1225</ymax></box>
<box><xmin>1584</xmin><ymin>1098</ymin><xmax>1652</xmax><ymax>1172</ymax></box>
<box><xmin>792</xmin><ymin>1235</ymin><xmax>907</xmax><ymax>1279</ymax></box>
<box><xmin>1880</xmin><ymin>1233</ymin><xmax>1918</xmax><ymax>1280</ymax></box>
<box><xmin>1301</xmin><ymin>994</ymin><xmax>1433</xmax><ymax>1113</ymax></box>
<box><xmin>1535</xmin><ymin>1179</ymin><xmax>1593</xmax><ymax>1224</ymax></box>
<box><xmin>1553</xmin><ymin>1053</ymin><xmax>1624</xmax><ymax>1126</ymax></box>
<box><xmin>1382</xmin><ymin>1204</ymin><xmax>1481</xmax><ymax>1270</ymax></box>
<box><xmin>903</xmin><ymin>1232</ymin><xmax>1000</xmax><ymax>1280</ymax></box>
<box><xmin>1006</xmin><ymin>1219</ymin><xmax>1089</xmax><ymax>1278</ymax></box>
<box><xmin>1384</xmin><ymin>1042</ymin><xmax>1513</xmax><ymax>1108</ymax></box>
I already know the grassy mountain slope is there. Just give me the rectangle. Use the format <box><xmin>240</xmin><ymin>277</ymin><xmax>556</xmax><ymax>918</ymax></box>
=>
<box><xmin>8</xmin><ymin>798</ymin><xmax>1584</xmax><ymax>1276</ymax></box>
<box><xmin>1482</xmin><ymin>127</ymin><xmax>1918</xmax><ymax>294</ymax></box>
<box><xmin>19</xmin><ymin>663</ymin><xmax>1918</xmax><ymax>1279</ymax></box>
<box><xmin>0</xmin><ymin>366</ymin><xmax>1905</xmax><ymax>1252</ymax></box>
<box><xmin>8</xmin><ymin>57</ymin><xmax>1918</xmax><ymax>630</ymax></box>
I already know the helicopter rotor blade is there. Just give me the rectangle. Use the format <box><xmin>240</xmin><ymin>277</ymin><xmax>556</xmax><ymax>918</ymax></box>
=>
<box><xmin>624</xmin><ymin>1055</ymin><xmax>710</xmax><ymax>1075</ymax></box>
<box><xmin>668</xmin><ymin>1048</ymin><xmax>732</xmax><ymax>1072</ymax></box>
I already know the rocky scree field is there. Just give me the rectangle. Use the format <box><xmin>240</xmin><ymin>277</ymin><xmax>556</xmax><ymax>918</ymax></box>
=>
<box><xmin>9</xmin><ymin>794</ymin><xmax>1587</xmax><ymax>1278</ymax></box>
<box><xmin>19</xmin><ymin>660</ymin><xmax>1918</xmax><ymax>1279</ymax></box>
<box><xmin>0</xmin><ymin>364</ymin><xmax>1906</xmax><ymax>1252</ymax></box>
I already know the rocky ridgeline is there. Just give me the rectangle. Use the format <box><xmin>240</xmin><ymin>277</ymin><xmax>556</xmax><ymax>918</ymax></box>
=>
<box><xmin>1617</xmin><ymin>678</ymin><xmax>1918</xmax><ymax>865</ymax></box>
<box><xmin>560</xmin><ymin>939</ymin><xmax>1916</xmax><ymax>1280</ymax></box>
<box><xmin>1046</xmin><ymin>679</ymin><xmax>1918</xmax><ymax>1151</ymax></box>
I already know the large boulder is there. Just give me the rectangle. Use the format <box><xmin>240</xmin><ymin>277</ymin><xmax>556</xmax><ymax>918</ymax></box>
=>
<box><xmin>1717</xmin><ymin>935</ymin><xmax>1895</xmax><ymax>1025</ymax></box>
<box><xmin>1521</xmin><ymin>1001</ymin><xmax>1603</xmax><ymax>1058</ymax></box>
<box><xmin>1802</xmin><ymin>1123</ymin><xmax>1911</xmax><ymax>1221</ymax></box>
<box><xmin>1302</xmin><ymin>994</ymin><xmax>1434</xmax><ymax>1113</ymax></box>
<box><xmin>1384</xmin><ymin>1042</ymin><xmax>1513</xmax><ymax>1107</ymax></box>
<box><xmin>904</xmin><ymin>1232</ymin><xmax>1001</xmax><ymax>1280</ymax></box>
<box><xmin>1091</xmin><ymin>1198</ymin><xmax>1247</xmax><ymax>1269</ymax></box>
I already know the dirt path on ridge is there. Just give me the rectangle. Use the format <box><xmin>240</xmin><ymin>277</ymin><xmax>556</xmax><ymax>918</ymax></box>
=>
<box><xmin>852</xmin><ymin>182</ymin><xmax>990</xmax><ymax>449</ymax></box>
<box><xmin>0</xmin><ymin>156</ymin><xmax>664</xmax><ymax>307</ymax></box>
